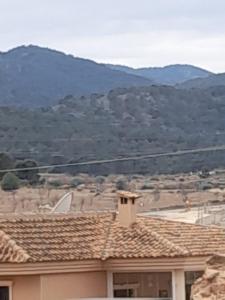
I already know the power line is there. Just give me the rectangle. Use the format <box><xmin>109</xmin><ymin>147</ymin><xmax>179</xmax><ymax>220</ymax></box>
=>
<box><xmin>1</xmin><ymin>144</ymin><xmax>225</xmax><ymax>173</ymax></box>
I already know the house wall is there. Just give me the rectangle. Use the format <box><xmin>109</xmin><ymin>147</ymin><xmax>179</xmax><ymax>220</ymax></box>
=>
<box><xmin>0</xmin><ymin>271</ymin><xmax>106</xmax><ymax>300</ymax></box>
<box><xmin>0</xmin><ymin>275</ymin><xmax>40</xmax><ymax>300</ymax></box>
<box><xmin>0</xmin><ymin>257</ymin><xmax>206</xmax><ymax>300</ymax></box>
<box><xmin>40</xmin><ymin>271</ymin><xmax>107</xmax><ymax>300</ymax></box>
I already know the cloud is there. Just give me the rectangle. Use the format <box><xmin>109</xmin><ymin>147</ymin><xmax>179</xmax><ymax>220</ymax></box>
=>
<box><xmin>0</xmin><ymin>0</ymin><xmax>225</xmax><ymax>72</ymax></box>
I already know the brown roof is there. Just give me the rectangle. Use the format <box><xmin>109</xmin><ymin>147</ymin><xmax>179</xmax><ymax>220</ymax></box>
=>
<box><xmin>0</xmin><ymin>213</ymin><xmax>225</xmax><ymax>263</ymax></box>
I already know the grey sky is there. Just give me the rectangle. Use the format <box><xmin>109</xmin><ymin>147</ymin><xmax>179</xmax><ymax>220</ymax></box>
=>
<box><xmin>1</xmin><ymin>0</ymin><xmax>225</xmax><ymax>72</ymax></box>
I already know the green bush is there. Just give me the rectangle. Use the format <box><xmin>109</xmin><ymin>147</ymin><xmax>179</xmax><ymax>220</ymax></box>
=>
<box><xmin>96</xmin><ymin>176</ymin><xmax>105</xmax><ymax>184</ymax></box>
<box><xmin>15</xmin><ymin>159</ymin><xmax>40</xmax><ymax>185</ymax></box>
<box><xmin>116</xmin><ymin>177</ymin><xmax>128</xmax><ymax>190</ymax></box>
<box><xmin>70</xmin><ymin>177</ymin><xmax>85</xmax><ymax>188</ymax></box>
<box><xmin>1</xmin><ymin>172</ymin><xmax>20</xmax><ymax>191</ymax></box>
<box><xmin>140</xmin><ymin>184</ymin><xmax>154</xmax><ymax>190</ymax></box>
<box><xmin>0</xmin><ymin>152</ymin><xmax>14</xmax><ymax>180</ymax></box>
<box><xmin>48</xmin><ymin>179</ymin><xmax>63</xmax><ymax>188</ymax></box>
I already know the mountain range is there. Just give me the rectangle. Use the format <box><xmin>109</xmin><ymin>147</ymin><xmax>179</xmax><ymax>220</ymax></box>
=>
<box><xmin>0</xmin><ymin>45</ymin><xmax>151</xmax><ymax>107</ymax></box>
<box><xmin>0</xmin><ymin>45</ymin><xmax>219</xmax><ymax>108</ymax></box>
<box><xmin>1</xmin><ymin>45</ymin><xmax>225</xmax><ymax>174</ymax></box>
<box><xmin>106</xmin><ymin>64</ymin><xmax>212</xmax><ymax>85</ymax></box>
<box><xmin>178</xmin><ymin>73</ymin><xmax>225</xmax><ymax>89</ymax></box>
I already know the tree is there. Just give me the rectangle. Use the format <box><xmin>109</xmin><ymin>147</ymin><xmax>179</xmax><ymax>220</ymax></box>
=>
<box><xmin>116</xmin><ymin>177</ymin><xmax>128</xmax><ymax>190</ymax></box>
<box><xmin>1</xmin><ymin>172</ymin><xmax>20</xmax><ymax>191</ymax></box>
<box><xmin>70</xmin><ymin>177</ymin><xmax>85</xmax><ymax>188</ymax></box>
<box><xmin>180</xmin><ymin>185</ymin><xmax>188</xmax><ymax>203</ymax></box>
<box><xmin>96</xmin><ymin>176</ymin><xmax>105</xmax><ymax>185</ymax></box>
<box><xmin>199</xmin><ymin>167</ymin><xmax>210</xmax><ymax>179</ymax></box>
<box><xmin>152</xmin><ymin>187</ymin><xmax>160</xmax><ymax>202</ymax></box>
<box><xmin>96</xmin><ymin>176</ymin><xmax>105</xmax><ymax>193</ymax></box>
<box><xmin>15</xmin><ymin>159</ymin><xmax>40</xmax><ymax>184</ymax></box>
<box><xmin>0</xmin><ymin>153</ymin><xmax>14</xmax><ymax>179</ymax></box>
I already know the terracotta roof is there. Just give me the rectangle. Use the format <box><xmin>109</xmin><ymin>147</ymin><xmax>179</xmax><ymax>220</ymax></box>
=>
<box><xmin>0</xmin><ymin>213</ymin><xmax>225</xmax><ymax>263</ymax></box>
<box><xmin>0</xmin><ymin>214</ymin><xmax>111</xmax><ymax>263</ymax></box>
<box><xmin>0</xmin><ymin>230</ymin><xmax>30</xmax><ymax>263</ymax></box>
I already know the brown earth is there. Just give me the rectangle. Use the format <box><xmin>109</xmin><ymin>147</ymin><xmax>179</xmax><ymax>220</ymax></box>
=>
<box><xmin>1</xmin><ymin>170</ymin><xmax>225</xmax><ymax>214</ymax></box>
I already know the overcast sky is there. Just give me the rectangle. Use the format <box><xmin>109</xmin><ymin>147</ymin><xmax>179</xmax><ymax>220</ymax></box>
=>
<box><xmin>1</xmin><ymin>0</ymin><xmax>225</xmax><ymax>72</ymax></box>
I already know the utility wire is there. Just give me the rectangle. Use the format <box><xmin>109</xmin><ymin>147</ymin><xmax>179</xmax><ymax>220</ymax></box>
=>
<box><xmin>0</xmin><ymin>144</ymin><xmax>225</xmax><ymax>173</ymax></box>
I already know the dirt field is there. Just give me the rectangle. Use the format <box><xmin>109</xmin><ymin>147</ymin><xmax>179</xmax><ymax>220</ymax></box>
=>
<box><xmin>1</xmin><ymin>170</ymin><xmax>225</xmax><ymax>215</ymax></box>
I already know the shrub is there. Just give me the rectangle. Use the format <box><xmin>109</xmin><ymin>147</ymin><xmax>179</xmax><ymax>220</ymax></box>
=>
<box><xmin>0</xmin><ymin>152</ymin><xmax>14</xmax><ymax>179</ymax></box>
<box><xmin>1</xmin><ymin>172</ymin><xmax>20</xmax><ymax>191</ymax></box>
<box><xmin>116</xmin><ymin>177</ymin><xmax>128</xmax><ymax>190</ymax></box>
<box><xmin>96</xmin><ymin>176</ymin><xmax>105</xmax><ymax>184</ymax></box>
<box><xmin>151</xmin><ymin>177</ymin><xmax>159</xmax><ymax>181</ymax></box>
<box><xmin>140</xmin><ymin>184</ymin><xmax>155</xmax><ymax>190</ymax></box>
<box><xmin>152</xmin><ymin>188</ymin><xmax>160</xmax><ymax>202</ymax></box>
<box><xmin>197</xmin><ymin>181</ymin><xmax>214</xmax><ymax>191</ymax></box>
<box><xmin>48</xmin><ymin>179</ymin><xmax>63</xmax><ymax>188</ymax></box>
<box><xmin>15</xmin><ymin>159</ymin><xmax>40</xmax><ymax>184</ymax></box>
<box><xmin>70</xmin><ymin>177</ymin><xmax>85</xmax><ymax>188</ymax></box>
<box><xmin>130</xmin><ymin>175</ymin><xmax>143</xmax><ymax>180</ymax></box>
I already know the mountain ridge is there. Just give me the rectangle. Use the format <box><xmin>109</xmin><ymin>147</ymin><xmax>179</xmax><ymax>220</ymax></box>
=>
<box><xmin>0</xmin><ymin>45</ymin><xmax>152</xmax><ymax>107</ymax></box>
<box><xmin>106</xmin><ymin>63</ymin><xmax>213</xmax><ymax>85</ymax></box>
<box><xmin>178</xmin><ymin>72</ymin><xmax>225</xmax><ymax>89</ymax></box>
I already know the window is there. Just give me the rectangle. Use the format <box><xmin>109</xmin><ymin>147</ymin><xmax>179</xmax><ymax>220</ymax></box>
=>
<box><xmin>113</xmin><ymin>272</ymin><xmax>172</xmax><ymax>299</ymax></box>
<box><xmin>121</xmin><ymin>197</ymin><xmax>128</xmax><ymax>204</ymax></box>
<box><xmin>0</xmin><ymin>287</ymin><xmax>9</xmax><ymax>300</ymax></box>
<box><xmin>0</xmin><ymin>282</ymin><xmax>11</xmax><ymax>300</ymax></box>
<box><xmin>185</xmin><ymin>271</ymin><xmax>203</xmax><ymax>300</ymax></box>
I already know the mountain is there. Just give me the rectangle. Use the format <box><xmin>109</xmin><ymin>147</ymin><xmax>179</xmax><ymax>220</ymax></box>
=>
<box><xmin>0</xmin><ymin>45</ymin><xmax>151</xmax><ymax>107</ymax></box>
<box><xmin>178</xmin><ymin>72</ymin><xmax>225</xmax><ymax>89</ymax></box>
<box><xmin>106</xmin><ymin>64</ymin><xmax>213</xmax><ymax>85</ymax></box>
<box><xmin>2</xmin><ymin>85</ymin><xmax>225</xmax><ymax>175</ymax></box>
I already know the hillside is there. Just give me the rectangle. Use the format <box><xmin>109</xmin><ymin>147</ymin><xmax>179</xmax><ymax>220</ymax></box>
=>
<box><xmin>179</xmin><ymin>72</ymin><xmax>225</xmax><ymax>89</ymax></box>
<box><xmin>1</xmin><ymin>85</ymin><xmax>225</xmax><ymax>175</ymax></box>
<box><xmin>106</xmin><ymin>64</ymin><xmax>212</xmax><ymax>85</ymax></box>
<box><xmin>0</xmin><ymin>45</ymin><xmax>151</xmax><ymax>107</ymax></box>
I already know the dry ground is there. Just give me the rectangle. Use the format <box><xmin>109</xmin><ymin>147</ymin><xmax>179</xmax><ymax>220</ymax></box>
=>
<box><xmin>1</xmin><ymin>170</ymin><xmax>225</xmax><ymax>214</ymax></box>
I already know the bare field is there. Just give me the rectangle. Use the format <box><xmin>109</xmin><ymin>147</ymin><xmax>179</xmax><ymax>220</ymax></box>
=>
<box><xmin>1</xmin><ymin>170</ymin><xmax>225</xmax><ymax>215</ymax></box>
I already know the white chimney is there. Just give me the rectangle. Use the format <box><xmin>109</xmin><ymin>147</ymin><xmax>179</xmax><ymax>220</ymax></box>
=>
<box><xmin>117</xmin><ymin>191</ymin><xmax>140</xmax><ymax>227</ymax></box>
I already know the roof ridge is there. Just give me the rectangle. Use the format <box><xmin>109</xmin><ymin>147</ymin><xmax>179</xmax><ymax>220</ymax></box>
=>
<box><xmin>0</xmin><ymin>211</ymin><xmax>113</xmax><ymax>222</ymax></box>
<box><xmin>0</xmin><ymin>230</ymin><xmax>30</xmax><ymax>263</ymax></box>
<box><xmin>101</xmin><ymin>214</ymin><xmax>116</xmax><ymax>260</ymax></box>
<box><xmin>136</xmin><ymin>224</ymin><xmax>189</xmax><ymax>256</ymax></box>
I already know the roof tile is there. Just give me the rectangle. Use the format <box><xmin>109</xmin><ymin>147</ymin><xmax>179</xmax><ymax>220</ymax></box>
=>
<box><xmin>0</xmin><ymin>213</ymin><xmax>224</xmax><ymax>263</ymax></box>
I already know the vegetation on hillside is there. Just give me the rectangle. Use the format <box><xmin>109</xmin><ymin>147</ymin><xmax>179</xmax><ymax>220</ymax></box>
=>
<box><xmin>1</xmin><ymin>85</ymin><xmax>225</xmax><ymax>174</ymax></box>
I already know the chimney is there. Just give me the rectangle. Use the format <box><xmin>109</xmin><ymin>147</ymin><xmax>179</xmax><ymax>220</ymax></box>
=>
<box><xmin>117</xmin><ymin>191</ymin><xmax>140</xmax><ymax>227</ymax></box>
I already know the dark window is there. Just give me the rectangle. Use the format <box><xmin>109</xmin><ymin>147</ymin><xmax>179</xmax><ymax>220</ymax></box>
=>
<box><xmin>114</xmin><ymin>289</ymin><xmax>134</xmax><ymax>297</ymax></box>
<box><xmin>131</xmin><ymin>198</ymin><xmax>135</xmax><ymax>205</ymax></box>
<box><xmin>185</xmin><ymin>271</ymin><xmax>203</xmax><ymax>300</ymax></box>
<box><xmin>0</xmin><ymin>287</ymin><xmax>9</xmax><ymax>300</ymax></box>
<box><xmin>121</xmin><ymin>197</ymin><xmax>128</xmax><ymax>204</ymax></box>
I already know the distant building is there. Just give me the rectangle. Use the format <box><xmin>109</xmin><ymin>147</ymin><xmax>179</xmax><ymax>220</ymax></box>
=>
<box><xmin>0</xmin><ymin>191</ymin><xmax>224</xmax><ymax>300</ymax></box>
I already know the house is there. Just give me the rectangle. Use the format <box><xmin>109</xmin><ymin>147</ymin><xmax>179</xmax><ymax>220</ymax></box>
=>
<box><xmin>0</xmin><ymin>191</ymin><xmax>224</xmax><ymax>300</ymax></box>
